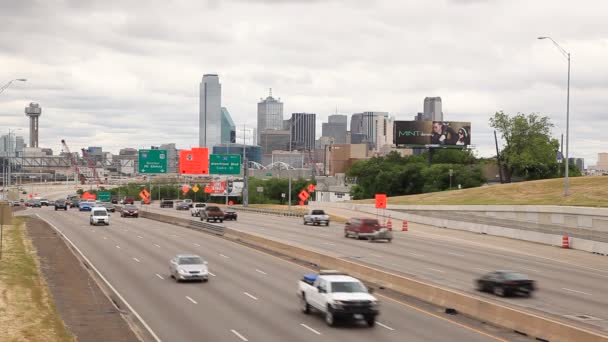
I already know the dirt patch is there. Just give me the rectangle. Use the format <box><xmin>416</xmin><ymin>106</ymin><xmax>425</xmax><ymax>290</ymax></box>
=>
<box><xmin>25</xmin><ymin>216</ymin><xmax>140</xmax><ymax>342</ymax></box>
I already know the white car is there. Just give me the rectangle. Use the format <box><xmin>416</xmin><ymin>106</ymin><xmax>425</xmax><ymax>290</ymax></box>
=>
<box><xmin>169</xmin><ymin>254</ymin><xmax>209</xmax><ymax>282</ymax></box>
<box><xmin>90</xmin><ymin>207</ymin><xmax>110</xmax><ymax>226</ymax></box>
<box><xmin>190</xmin><ymin>203</ymin><xmax>207</xmax><ymax>217</ymax></box>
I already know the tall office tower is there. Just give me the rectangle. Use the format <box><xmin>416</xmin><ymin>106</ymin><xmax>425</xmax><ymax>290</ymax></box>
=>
<box><xmin>290</xmin><ymin>113</ymin><xmax>316</xmax><ymax>151</ymax></box>
<box><xmin>199</xmin><ymin>74</ymin><xmax>222</xmax><ymax>148</ymax></box>
<box><xmin>321</xmin><ymin>114</ymin><xmax>348</xmax><ymax>144</ymax></box>
<box><xmin>350</xmin><ymin>112</ymin><xmax>389</xmax><ymax>149</ymax></box>
<box><xmin>25</xmin><ymin>102</ymin><xmax>42</xmax><ymax>148</ymax></box>
<box><xmin>423</xmin><ymin>97</ymin><xmax>443</xmax><ymax>121</ymax></box>
<box><xmin>257</xmin><ymin>89</ymin><xmax>284</xmax><ymax>142</ymax></box>
<box><xmin>220</xmin><ymin>107</ymin><xmax>236</xmax><ymax>144</ymax></box>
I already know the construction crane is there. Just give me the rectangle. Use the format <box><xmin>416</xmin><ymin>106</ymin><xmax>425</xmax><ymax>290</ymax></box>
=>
<box><xmin>81</xmin><ymin>148</ymin><xmax>102</xmax><ymax>187</ymax></box>
<box><xmin>60</xmin><ymin>139</ymin><xmax>86</xmax><ymax>184</ymax></box>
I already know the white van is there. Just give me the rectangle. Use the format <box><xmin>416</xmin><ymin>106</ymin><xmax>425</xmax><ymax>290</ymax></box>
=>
<box><xmin>90</xmin><ymin>207</ymin><xmax>110</xmax><ymax>226</ymax></box>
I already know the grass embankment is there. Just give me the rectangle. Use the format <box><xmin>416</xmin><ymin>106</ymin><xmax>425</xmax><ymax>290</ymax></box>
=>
<box><xmin>355</xmin><ymin>176</ymin><xmax>608</xmax><ymax>207</ymax></box>
<box><xmin>0</xmin><ymin>217</ymin><xmax>74</xmax><ymax>342</ymax></box>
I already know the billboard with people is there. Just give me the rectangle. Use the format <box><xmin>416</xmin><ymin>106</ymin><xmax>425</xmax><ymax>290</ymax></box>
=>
<box><xmin>394</xmin><ymin>121</ymin><xmax>471</xmax><ymax>147</ymax></box>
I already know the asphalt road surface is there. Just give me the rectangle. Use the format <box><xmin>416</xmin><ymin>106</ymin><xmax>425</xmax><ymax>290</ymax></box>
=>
<box><xmin>20</xmin><ymin>206</ymin><xmax>528</xmax><ymax>342</ymax></box>
<box><xmin>145</xmin><ymin>205</ymin><xmax>608</xmax><ymax>332</ymax></box>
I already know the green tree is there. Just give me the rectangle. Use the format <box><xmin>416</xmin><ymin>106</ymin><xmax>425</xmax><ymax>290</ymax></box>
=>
<box><xmin>490</xmin><ymin>111</ymin><xmax>561</xmax><ymax>181</ymax></box>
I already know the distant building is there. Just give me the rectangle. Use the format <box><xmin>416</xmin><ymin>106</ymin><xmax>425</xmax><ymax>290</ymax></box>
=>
<box><xmin>199</xmin><ymin>74</ymin><xmax>222</xmax><ymax>148</ymax></box>
<box><xmin>321</xmin><ymin>114</ymin><xmax>348</xmax><ymax>144</ymax></box>
<box><xmin>423</xmin><ymin>97</ymin><xmax>443</xmax><ymax>121</ymax></box>
<box><xmin>568</xmin><ymin>158</ymin><xmax>584</xmax><ymax>171</ymax></box>
<box><xmin>160</xmin><ymin>143</ymin><xmax>179</xmax><ymax>173</ymax></box>
<box><xmin>220</xmin><ymin>107</ymin><xmax>236</xmax><ymax>144</ymax></box>
<box><xmin>259</xmin><ymin>129</ymin><xmax>290</xmax><ymax>155</ymax></box>
<box><xmin>213</xmin><ymin>144</ymin><xmax>262</xmax><ymax>164</ymax></box>
<box><xmin>257</xmin><ymin>89</ymin><xmax>284</xmax><ymax>142</ymax></box>
<box><xmin>0</xmin><ymin>134</ymin><xmax>25</xmax><ymax>157</ymax></box>
<box><xmin>597</xmin><ymin>153</ymin><xmax>608</xmax><ymax>172</ymax></box>
<box><xmin>289</xmin><ymin>113</ymin><xmax>316</xmax><ymax>151</ymax></box>
<box><xmin>269</xmin><ymin>151</ymin><xmax>305</xmax><ymax>169</ymax></box>
<box><xmin>327</xmin><ymin>144</ymin><xmax>368</xmax><ymax>176</ymax></box>
<box><xmin>350</xmin><ymin>112</ymin><xmax>388</xmax><ymax>150</ymax></box>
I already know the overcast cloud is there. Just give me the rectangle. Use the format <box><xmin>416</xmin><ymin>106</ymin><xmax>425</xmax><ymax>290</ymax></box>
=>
<box><xmin>1</xmin><ymin>0</ymin><xmax>607</xmax><ymax>165</ymax></box>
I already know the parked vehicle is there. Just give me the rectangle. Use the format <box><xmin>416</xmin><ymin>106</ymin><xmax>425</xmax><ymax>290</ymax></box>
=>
<box><xmin>344</xmin><ymin>218</ymin><xmax>392</xmax><ymax>242</ymax></box>
<box><xmin>169</xmin><ymin>254</ymin><xmax>209</xmax><ymax>282</ymax></box>
<box><xmin>200</xmin><ymin>206</ymin><xmax>224</xmax><ymax>223</ymax></box>
<box><xmin>303</xmin><ymin>209</ymin><xmax>330</xmax><ymax>226</ymax></box>
<box><xmin>176</xmin><ymin>202</ymin><xmax>190</xmax><ymax>211</ymax></box>
<box><xmin>54</xmin><ymin>199</ymin><xmax>68</xmax><ymax>211</ymax></box>
<box><xmin>120</xmin><ymin>204</ymin><xmax>139</xmax><ymax>218</ymax></box>
<box><xmin>224</xmin><ymin>208</ymin><xmax>237</xmax><ymax>221</ymax></box>
<box><xmin>190</xmin><ymin>203</ymin><xmax>207</xmax><ymax>217</ymax></box>
<box><xmin>298</xmin><ymin>270</ymin><xmax>379</xmax><ymax>327</ymax></box>
<box><xmin>476</xmin><ymin>271</ymin><xmax>535</xmax><ymax>297</ymax></box>
<box><xmin>160</xmin><ymin>199</ymin><xmax>174</xmax><ymax>208</ymax></box>
<box><xmin>90</xmin><ymin>207</ymin><xmax>110</xmax><ymax>226</ymax></box>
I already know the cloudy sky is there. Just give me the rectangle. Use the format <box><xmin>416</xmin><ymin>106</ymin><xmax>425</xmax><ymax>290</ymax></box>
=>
<box><xmin>1</xmin><ymin>0</ymin><xmax>607</xmax><ymax>165</ymax></box>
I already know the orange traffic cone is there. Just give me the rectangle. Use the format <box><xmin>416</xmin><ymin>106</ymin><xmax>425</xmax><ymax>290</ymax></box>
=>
<box><xmin>402</xmin><ymin>220</ymin><xmax>408</xmax><ymax>231</ymax></box>
<box><xmin>387</xmin><ymin>219</ymin><xmax>392</xmax><ymax>230</ymax></box>
<box><xmin>562</xmin><ymin>236</ymin><xmax>569</xmax><ymax>249</ymax></box>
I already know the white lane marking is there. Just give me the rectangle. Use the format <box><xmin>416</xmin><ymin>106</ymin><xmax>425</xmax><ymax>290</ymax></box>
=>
<box><xmin>186</xmin><ymin>296</ymin><xmax>198</xmax><ymax>304</ymax></box>
<box><xmin>156</xmin><ymin>274</ymin><xmax>164</xmax><ymax>280</ymax></box>
<box><xmin>243</xmin><ymin>292</ymin><xmax>258</xmax><ymax>300</ymax></box>
<box><xmin>209</xmin><ymin>272</ymin><xmax>216</xmax><ymax>277</ymax></box>
<box><xmin>446</xmin><ymin>251</ymin><xmax>464</xmax><ymax>257</ymax></box>
<box><xmin>255</xmin><ymin>269</ymin><xmax>267</xmax><ymax>275</ymax></box>
<box><xmin>300</xmin><ymin>323</ymin><xmax>321</xmax><ymax>335</ymax></box>
<box><xmin>406</xmin><ymin>252</ymin><xmax>425</xmax><ymax>258</ymax></box>
<box><xmin>35</xmin><ymin>214</ymin><xmax>162</xmax><ymax>342</ymax></box>
<box><xmin>219</xmin><ymin>253</ymin><xmax>230</xmax><ymax>259</ymax></box>
<box><xmin>103</xmin><ymin>237</ymin><xmax>107</xmax><ymax>240</ymax></box>
<box><xmin>562</xmin><ymin>288</ymin><xmax>592</xmax><ymax>296</ymax></box>
<box><xmin>377</xmin><ymin>322</ymin><xmax>395</xmax><ymax>331</ymax></box>
<box><xmin>474</xmin><ymin>267</ymin><xmax>490</xmax><ymax>272</ymax></box>
<box><xmin>322</xmin><ymin>242</ymin><xmax>336</xmax><ymax>246</ymax></box>
<box><xmin>427</xmin><ymin>268</ymin><xmax>445</xmax><ymax>273</ymax></box>
<box><xmin>519</xmin><ymin>266</ymin><xmax>539</xmax><ymax>273</ymax></box>
<box><xmin>231</xmin><ymin>329</ymin><xmax>249</xmax><ymax>341</ymax></box>
<box><xmin>154</xmin><ymin>244</ymin><xmax>161</xmax><ymax>248</ymax></box>
<box><xmin>137</xmin><ymin>235</ymin><xmax>143</xmax><ymax>239</ymax></box>
<box><xmin>115</xmin><ymin>245</ymin><xmax>121</xmax><ymax>249</ymax></box>
<box><xmin>133</xmin><ymin>258</ymin><xmax>141</xmax><ymax>263</ymax></box>
<box><xmin>370</xmin><ymin>253</ymin><xmax>382</xmax><ymax>258</ymax></box>
<box><xmin>194</xmin><ymin>243</ymin><xmax>201</xmax><ymax>247</ymax></box>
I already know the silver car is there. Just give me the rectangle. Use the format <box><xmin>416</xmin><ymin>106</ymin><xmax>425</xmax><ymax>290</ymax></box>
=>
<box><xmin>169</xmin><ymin>254</ymin><xmax>209</xmax><ymax>282</ymax></box>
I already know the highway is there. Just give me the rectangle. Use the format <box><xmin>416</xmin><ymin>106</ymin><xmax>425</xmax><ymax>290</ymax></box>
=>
<box><xmin>20</xmin><ymin>206</ymin><xmax>526</xmax><ymax>342</ymax></box>
<box><xmin>143</xmin><ymin>205</ymin><xmax>608</xmax><ymax>332</ymax></box>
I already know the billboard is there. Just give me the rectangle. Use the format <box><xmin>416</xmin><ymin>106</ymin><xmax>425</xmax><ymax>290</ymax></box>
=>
<box><xmin>207</xmin><ymin>180</ymin><xmax>244</xmax><ymax>196</ymax></box>
<box><xmin>394</xmin><ymin>121</ymin><xmax>471</xmax><ymax>147</ymax></box>
<box><xmin>179</xmin><ymin>148</ymin><xmax>209</xmax><ymax>174</ymax></box>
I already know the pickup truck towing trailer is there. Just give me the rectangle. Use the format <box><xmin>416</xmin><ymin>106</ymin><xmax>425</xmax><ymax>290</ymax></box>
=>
<box><xmin>303</xmin><ymin>209</ymin><xmax>330</xmax><ymax>226</ymax></box>
<box><xmin>298</xmin><ymin>271</ymin><xmax>379</xmax><ymax>327</ymax></box>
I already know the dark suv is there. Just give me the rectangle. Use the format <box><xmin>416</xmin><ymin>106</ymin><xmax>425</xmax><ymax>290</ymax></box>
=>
<box><xmin>160</xmin><ymin>199</ymin><xmax>174</xmax><ymax>208</ymax></box>
<box><xmin>54</xmin><ymin>199</ymin><xmax>68</xmax><ymax>211</ymax></box>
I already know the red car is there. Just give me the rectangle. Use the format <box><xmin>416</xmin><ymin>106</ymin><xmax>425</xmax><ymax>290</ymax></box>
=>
<box><xmin>344</xmin><ymin>218</ymin><xmax>393</xmax><ymax>242</ymax></box>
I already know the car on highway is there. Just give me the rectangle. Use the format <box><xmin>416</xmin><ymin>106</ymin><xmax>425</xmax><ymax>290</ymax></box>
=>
<box><xmin>303</xmin><ymin>209</ymin><xmax>330</xmax><ymax>226</ymax></box>
<box><xmin>169</xmin><ymin>254</ymin><xmax>209</xmax><ymax>282</ymax></box>
<box><xmin>298</xmin><ymin>270</ymin><xmax>379</xmax><ymax>327</ymax></box>
<box><xmin>160</xmin><ymin>199</ymin><xmax>174</xmax><ymax>208</ymax></box>
<box><xmin>120</xmin><ymin>204</ymin><xmax>139</xmax><ymax>218</ymax></box>
<box><xmin>79</xmin><ymin>201</ymin><xmax>94</xmax><ymax>211</ymax></box>
<box><xmin>31</xmin><ymin>200</ymin><xmax>42</xmax><ymax>208</ymax></box>
<box><xmin>183</xmin><ymin>199</ymin><xmax>193</xmax><ymax>208</ymax></box>
<box><xmin>344</xmin><ymin>218</ymin><xmax>392</xmax><ymax>242</ymax></box>
<box><xmin>476</xmin><ymin>271</ymin><xmax>535</xmax><ymax>297</ymax></box>
<box><xmin>176</xmin><ymin>201</ymin><xmax>190</xmax><ymax>211</ymax></box>
<box><xmin>123</xmin><ymin>197</ymin><xmax>135</xmax><ymax>205</ymax></box>
<box><xmin>12</xmin><ymin>201</ymin><xmax>21</xmax><ymax>207</ymax></box>
<box><xmin>224</xmin><ymin>208</ymin><xmax>237</xmax><ymax>221</ymax></box>
<box><xmin>54</xmin><ymin>199</ymin><xmax>68</xmax><ymax>211</ymax></box>
<box><xmin>190</xmin><ymin>203</ymin><xmax>207</xmax><ymax>217</ymax></box>
<box><xmin>39</xmin><ymin>198</ymin><xmax>49</xmax><ymax>206</ymax></box>
<box><xmin>102</xmin><ymin>203</ymin><xmax>116</xmax><ymax>212</ymax></box>
<box><xmin>200</xmin><ymin>206</ymin><xmax>224</xmax><ymax>223</ymax></box>
<box><xmin>90</xmin><ymin>207</ymin><xmax>110</xmax><ymax>226</ymax></box>
<box><xmin>70</xmin><ymin>198</ymin><xmax>80</xmax><ymax>209</ymax></box>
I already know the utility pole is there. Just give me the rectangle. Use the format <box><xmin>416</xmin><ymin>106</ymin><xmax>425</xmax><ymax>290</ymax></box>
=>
<box><xmin>494</xmin><ymin>130</ymin><xmax>504</xmax><ymax>184</ymax></box>
<box><xmin>242</xmin><ymin>125</ymin><xmax>249</xmax><ymax>207</ymax></box>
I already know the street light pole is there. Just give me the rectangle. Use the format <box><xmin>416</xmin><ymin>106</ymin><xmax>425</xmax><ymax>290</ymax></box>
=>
<box><xmin>288</xmin><ymin>119</ymin><xmax>292</xmax><ymax>210</ymax></box>
<box><xmin>0</xmin><ymin>78</ymin><xmax>27</xmax><ymax>96</ymax></box>
<box><xmin>538</xmin><ymin>37</ymin><xmax>571</xmax><ymax>196</ymax></box>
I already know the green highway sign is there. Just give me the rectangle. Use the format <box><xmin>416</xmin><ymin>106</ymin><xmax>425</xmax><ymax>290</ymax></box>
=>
<box><xmin>97</xmin><ymin>191</ymin><xmax>111</xmax><ymax>202</ymax></box>
<box><xmin>209</xmin><ymin>154</ymin><xmax>241</xmax><ymax>175</ymax></box>
<box><xmin>138</xmin><ymin>149</ymin><xmax>167</xmax><ymax>174</ymax></box>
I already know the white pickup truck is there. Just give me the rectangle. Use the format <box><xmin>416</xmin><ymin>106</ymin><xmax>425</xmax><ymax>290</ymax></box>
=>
<box><xmin>298</xmin><ymin>271</ymin><xmax>379</xmax><ymax>327</ymax></box>
<box><xmin>303</xmin><ymin>209</ymin><xmax>330</xmax><ymax>226</ymax></box>
<box><xmin>190</xmin><ymin>203</ymin><xmax>207</xmax><ymax>217</ymax></box>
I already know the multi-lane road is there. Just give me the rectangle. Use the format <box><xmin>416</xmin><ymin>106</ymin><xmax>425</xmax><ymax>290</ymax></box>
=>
<box><xmin>20</xmin><ymin>206</ymin><xmax>529</xmax><ymax>342</ymax></box>
<box><xmin>143</xmin><ymin>205</ymin><xmax>608</xmax><ymax>332</ymax></box>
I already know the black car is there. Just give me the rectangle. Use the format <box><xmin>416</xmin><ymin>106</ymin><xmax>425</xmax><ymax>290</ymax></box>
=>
<box><xmin>54</xmin><ymin>199</ymin><xmax>68</xmax><ymax>211</ymax></box>
<box><xmin>121</xmin><ymin>205</ymin><xmax>139</xmax><ymax>218</ymax></box>
<box><xmin>160</xmin><ymin>200</ymin><xmax>174</xmax><ymax>208</ymax></box>
<box><xmin>102</xmin><ymin>203</ymin><xmax>116</xmax><ymax>212</ymax></box>
<box><xmin>224</xmin><ymin>209</ymin><xmax>237</xmax><ymax>221</ymax></box>
<box><xmin>476</xmin><ymin>271</ymin><xmax>535</xmax><ymax>297</ymax></box>
<box><xmin>176</xmin><ymin>202</ymin><xmax>190</xmax><ymax>210</ymax></box>
<box><xmin>31</xmin><ymin>200</ymin><xmax>42</xmax><ymax>208</ymax></box>
<box><xmin>70</xmin><ymin>199</ymin><xmax>81</xmax><ymax>209</ymax></box>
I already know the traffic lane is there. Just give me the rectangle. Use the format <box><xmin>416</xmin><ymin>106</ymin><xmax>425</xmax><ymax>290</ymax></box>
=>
<box><xmin>108</xmin><ymin>211</ymin><xmax>504</xmax><ymax>342</ymax></box>
<box><xmin>222</xmin><ymin>212</ymin><xmax>608</xmax><ymax>325</ymax></box>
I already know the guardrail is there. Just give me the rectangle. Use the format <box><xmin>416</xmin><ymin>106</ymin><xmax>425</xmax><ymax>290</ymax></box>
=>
<box><xmin>231</xmin><ymin>206</ymin><xmax>305</xmax><ymax>218</ymax></box>
<box><xmin>139</xmin><ymin>210</ymin><xmax>224</xmax><ymax>236</ymax></box>
<box><xmin>189</xmin><ymin>220</ymin><xmax>224</xmax><ymax>236</ymax></box>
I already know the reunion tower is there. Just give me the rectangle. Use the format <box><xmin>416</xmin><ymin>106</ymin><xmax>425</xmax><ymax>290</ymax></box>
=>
<box><xmin>25</xmin><ymin>102</ymin><xmax>41</xmax><ymax>148</ymax></box>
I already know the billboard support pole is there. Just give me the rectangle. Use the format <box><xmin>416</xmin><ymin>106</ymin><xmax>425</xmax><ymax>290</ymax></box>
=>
<box><xmin>494</xmin><ymin>130</ymin><xmax>504</xmax><ymax>184</ymax></box>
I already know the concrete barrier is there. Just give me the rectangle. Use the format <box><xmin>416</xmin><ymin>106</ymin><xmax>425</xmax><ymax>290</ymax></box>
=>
<box><xmin>142</xmin><ymin>211</ymin><xmax>608</xmax><ymax>342</ymax></box>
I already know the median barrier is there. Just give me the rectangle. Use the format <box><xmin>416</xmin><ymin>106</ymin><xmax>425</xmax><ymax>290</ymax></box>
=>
<box><xmin>140</xmin><ymin>210</ymin><xmax>608</xmax><ymax>342</ymax></box>
<box><xmin>230</xmin><ymin>206</ymin><xmax>305</xmax><ymax>218</ymax></box>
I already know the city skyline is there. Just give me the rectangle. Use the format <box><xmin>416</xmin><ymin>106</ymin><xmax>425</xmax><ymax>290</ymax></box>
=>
<box><xmin>1</xmin><ymin>1</ymin><xmax>607</xmax><ymax>165</ymax></box>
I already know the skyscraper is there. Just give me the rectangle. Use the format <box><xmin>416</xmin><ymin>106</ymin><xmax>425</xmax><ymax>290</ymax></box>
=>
<box><xmin>350</xmin><ymin>112</ymin><xmax>388</xmax><ymax>149</ymax></box>
<box><xmin>220</xmin><ymin>107</ymin><xmax>236</xmax><ymax>144</ymax></box>
<box><xmin>257</xmin><ymin>89</ymin><xmax>284</xmax><ymax>142</ymax></box>
<box><xmin>199</xmin><ymin>74</ymin><xmax>222</xmax><ymax>148</ymax></box>
<box><xmin>290</xmin><ymin>113</ymin><xmax>316</xmax><ymax>151</ymax></box>
<box><xmin>322</xmin><ymin>115</ymin><xmax>348</xmax><ymax>144</ymax></box>
<box><xmin>423</xmin><ymin>97</ymin><xmax>443</xmax><ymax>121</ymax></box>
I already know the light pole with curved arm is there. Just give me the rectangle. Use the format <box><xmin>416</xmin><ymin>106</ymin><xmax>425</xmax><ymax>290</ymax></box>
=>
<box><xmin>0</xmin><ymin>78</ymin><xmax>27</xmax><ymax>95</ymax></box>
